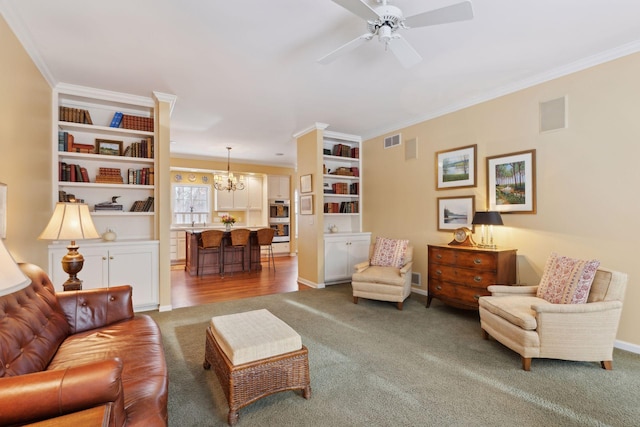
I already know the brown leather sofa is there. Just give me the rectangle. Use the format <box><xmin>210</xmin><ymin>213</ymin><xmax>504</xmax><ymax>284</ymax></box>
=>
<box><xmin>0</xmin><ymin>263</ymin><xmax>168</xmax><ymax>426</ymax></box>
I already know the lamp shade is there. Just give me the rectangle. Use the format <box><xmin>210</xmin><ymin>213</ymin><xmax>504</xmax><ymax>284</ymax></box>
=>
<box><xmin>0</xmin><ymin>239</ymin><xmax>30</xmax><ymax>296</ymax></box>
<box><xmin>471</xmin><ymin>211</ymin><xmax>504</xmax><ymax>226</ymax></box>
<box><xmin>38</xmin><ymin>203</ymin><xmax>100</xmax><ymax>241</ymax></box>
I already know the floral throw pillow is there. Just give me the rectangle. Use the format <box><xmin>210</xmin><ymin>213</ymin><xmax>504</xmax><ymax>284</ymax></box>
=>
<box><xmin>370</xmin><ymin>237</ymin><xmax>409</xmax><ymax>269</ymax></box>
<box><xmin>536</xmin><ymin>252</ymin><xmax>600</xmax><ymax>304</ymax></box>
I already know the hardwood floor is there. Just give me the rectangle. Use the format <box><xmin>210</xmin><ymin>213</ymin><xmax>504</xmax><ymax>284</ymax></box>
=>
<box><xmin>170</xmin><ymin>255</ymin><xmax>311</xmax><ymax>309</ymax></box>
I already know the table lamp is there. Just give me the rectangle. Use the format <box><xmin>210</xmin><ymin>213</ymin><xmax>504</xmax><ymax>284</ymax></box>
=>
<box><xmin>38</xmin><ymin>202</ymin><xmax>100</xmax><ymax>291</ymax></box>
<box><xmin>471</xmin><ymin>211</ymin><xmax>504</xmax><ymax>249</ymax></box>
<box><xmin>0</xmin><ymin>238</ymin><xmax>30</xmax><ymax>296</ymax></box>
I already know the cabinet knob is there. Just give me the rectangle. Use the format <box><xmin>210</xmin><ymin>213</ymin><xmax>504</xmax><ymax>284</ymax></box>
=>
<box><xmin>436</xmin><ymin>253</ymin><xmax>442</xmax><ymax>259</ymax></box>
<box><xmin>474</xmin><ymin>276</ymin><xmax>482</xmax><ymax>283</ymax></box>
<box><xmin>436</xmin><ymin>285</ymin><xmax>442</xmax><ymax>291</ymax></box>
<box><xmin>474</xmin><ymin>294</ymin><xmax>480</xmax><ymax>300</ymax></box>
<box><xmin>435</xmin><ymin>269</ymin><xmax>442</xmax><ymax>276</ymax></box>
<box><xmin>473</xmin><ymin>258</ymin><xmax>482</xmax><ymax>265</ymax></box>
<box><xmin>102</xmin><ymin>256</ymin><xmax>107</xmax><ymax>260</ymax></box>
<box><xmin>109</xmin><ymin>256</ymin><xmax>114</xmax><ymax>260</ymax></box>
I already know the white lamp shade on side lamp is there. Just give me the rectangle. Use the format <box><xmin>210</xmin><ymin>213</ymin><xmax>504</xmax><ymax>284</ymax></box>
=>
<box><xmin>0</xmin><ymin>238</ymin><xmax>30</xmax><ymax>296</ymax></box>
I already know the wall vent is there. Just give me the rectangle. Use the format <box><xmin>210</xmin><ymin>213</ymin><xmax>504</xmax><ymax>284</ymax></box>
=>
<box><xmin>384</xmin><ymin>133</ymin><xmax>401</xmax><ymax>149</ymax></box>
<box><xmin>539</xmin><ymin>96</ymin><xmax>567</xmax><ymax>133</ymax></box>
<box><xmin>411</xmin><ymin>272</ymin><xmax>421</xmax><ymax>286</ymax></box>
<box><xmin>405</xmin><ymin>138</ymin><xmax>417</xmax><ymax>160</ymax></box>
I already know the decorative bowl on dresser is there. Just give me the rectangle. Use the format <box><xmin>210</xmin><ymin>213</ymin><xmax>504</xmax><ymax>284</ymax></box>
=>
<box><xmin>427</xmin><ymin>244</ymin><xmax>517</xmax><ymax>310</ymax></box>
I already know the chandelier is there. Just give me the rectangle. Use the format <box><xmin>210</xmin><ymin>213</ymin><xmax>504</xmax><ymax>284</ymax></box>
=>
<box><xmin>214</xmin><ymin>147</ymin><xmax>245</xmax><ymax>192</ymax></box>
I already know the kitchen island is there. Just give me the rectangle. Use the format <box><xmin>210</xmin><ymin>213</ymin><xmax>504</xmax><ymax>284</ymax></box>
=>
<box><xmin>183</xmin><ymin>229</ymin><xmax>264</xmax><ymax>276</ymax></box>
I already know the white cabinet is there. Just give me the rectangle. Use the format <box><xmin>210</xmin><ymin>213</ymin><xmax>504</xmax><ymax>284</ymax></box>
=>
<box><xmin>268</xmin><ymin>175</ymin><xmax>290</xmax><ymax>200</ymax></box>
<box><xmin>247</xmin><ymin>176</ymin><xmax>263</xmax><ymax>209</ymax></box>
<box><xmin>170</xmin><ymin>230</ymin><xmax>186</xmax><ymax>261</ymax></box>
<box><xmin>324</xmin><ymin>232</ymin><xmax>371</xmax><ymax>284</ymax></box>
<box><xmin>48</xmin><ymin>241</ymin><xmax>159</xmax><ymax>312</ymax></box>
<box><xmin>322</xmin><ymin>132</ymin><xmax>362</xmax><ymax>234</ymax></box>
<box><xmin>215</xmin><ymin>175</ymin><xmax>263</xmax><ymax>211</ymax></box>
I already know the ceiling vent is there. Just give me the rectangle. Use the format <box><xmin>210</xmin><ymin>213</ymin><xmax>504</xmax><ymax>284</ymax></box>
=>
<box><xmin>384</xmin><ymin>133</ymin><xmax>401</xmax><ymax>149</ymax></box>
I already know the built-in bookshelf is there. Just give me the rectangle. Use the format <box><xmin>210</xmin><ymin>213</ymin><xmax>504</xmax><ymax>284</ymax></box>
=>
<box><xmin>322</xmin><ymin>131</ymin><xmax>362</xmax><ymax>234</ymax></box>
<box><xmin>53</xmin><ymin>84</ymin><xmax>157</xmax><ymax>241</ymax></box>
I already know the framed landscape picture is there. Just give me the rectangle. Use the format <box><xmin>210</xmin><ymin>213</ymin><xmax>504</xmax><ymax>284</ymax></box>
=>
<box><xmin>96</xmin><ymin>139</ymin><xmax>123</xmax><ymax>156</ymax></box>
<box><xmin>436</xmin><ymin>144</ymin><xmax>477</xmax><ymax>190</ymax></box>
<box><xmin>486</xmin><ymin>149</ymin><xmax>536</xmax><ymax>213</ymax></box>
<box><xmin>437</xmin><ymin>195</ymin><xmax>475</xmax><ymax>231</ymax></box>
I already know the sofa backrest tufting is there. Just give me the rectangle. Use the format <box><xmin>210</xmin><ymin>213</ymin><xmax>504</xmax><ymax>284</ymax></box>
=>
<box><xmin>0</xmin><ymin>263</ymin><xmax>70</xmax><ymax>377</ymax></box>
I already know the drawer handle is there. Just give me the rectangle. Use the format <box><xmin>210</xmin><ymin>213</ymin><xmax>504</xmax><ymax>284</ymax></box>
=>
<box><xmin>436</xmin><ymin>253</ymin><xmax>442</xmax><ymax>259</ymax></box>
<box><xmin>474</xmin><ymin>276</ymin><xmax>482</xmax><ymax>283</ymax></box>
<box><xmin>473</xmin><ymin>258</ymin><xmax>482</xmax><ymax>264</ymax></box>
<box><xmin>436</xmin><ymin>285</ymin><xmax>442</xmax><ymax>291</ymax></box>
<box><xmin>474</xmin><ymin>294</ymin><xmax>480</xmax><ymax>300</ymax></box>
<box><xmin>435</xmin><ymin>269</ymin><xmax>442</xmax><ymax>276</ymax></box>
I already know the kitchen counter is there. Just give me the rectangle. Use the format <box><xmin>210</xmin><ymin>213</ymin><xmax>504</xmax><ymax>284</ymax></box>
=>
<box><xmin>184</xmin><ymin>229</ymin><xmax>264</xmax><ymax>276</ymax></box>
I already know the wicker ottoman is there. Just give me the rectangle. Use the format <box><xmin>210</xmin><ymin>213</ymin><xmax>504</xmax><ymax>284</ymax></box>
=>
<box><xmin>203</xmin><ymin>309</ymin><xmax>311</xmax><ymax>425</ymax></box>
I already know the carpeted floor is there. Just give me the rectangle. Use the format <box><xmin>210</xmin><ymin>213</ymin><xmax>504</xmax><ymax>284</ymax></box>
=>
<box><xmin>148</xmin><ymin>284</ymin><xmax>640</xmax><ymax>427</ymax></box>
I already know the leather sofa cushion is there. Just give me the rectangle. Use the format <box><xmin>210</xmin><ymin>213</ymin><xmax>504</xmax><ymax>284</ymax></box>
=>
<box><xmin>478</xmin><ymin>296</ymin><xmax>551</xmax><ymax>330</ymax></box>
<box><xmin>0</xmin><ymin>273</ymin><xmax>69</xmax><ymax>377</ymax></box>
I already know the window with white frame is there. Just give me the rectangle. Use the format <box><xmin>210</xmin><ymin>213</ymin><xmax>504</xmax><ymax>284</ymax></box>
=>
<box><xmin>173</xmin><ymin>184</ymin><xmax>210</xmax><ymax>225</ymax></box>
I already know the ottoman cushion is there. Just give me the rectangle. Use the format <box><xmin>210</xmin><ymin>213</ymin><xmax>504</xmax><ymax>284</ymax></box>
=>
<box><xmin>210</xmin><ymin>309</ymin><xmax>302</xmax><ymax>365</ymax></box>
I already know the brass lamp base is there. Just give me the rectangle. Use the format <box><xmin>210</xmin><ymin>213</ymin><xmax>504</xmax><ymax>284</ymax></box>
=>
<box><xmin>61</xmin><ymin>241</ymin><xmax>84</xmax><ymax>291</ymax></box>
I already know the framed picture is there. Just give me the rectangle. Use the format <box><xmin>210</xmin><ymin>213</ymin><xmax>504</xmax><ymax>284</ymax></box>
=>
<box><xmin>300</xmin><ymin>195</ymin><xmax>313</xmax><ymax>215</ymax></box>
<box><xmin>486</xmin><ymin>149</ymin><xmax>536</xmax><ymax>214</ymax></box>
<box><xmin>0</xmin><ymin>183</ymin><xmax>6</xmax><ymax>239</ymax></box>
<box><xmin>435</xmin><ymin>144</ymin><xmax>477</xmax><ymax>189</ymax></box>
<box><xmin>300</xmin><ymin>174</ymin><xmax>312</xmax><ymax>193</ymax></box>
<box><xmin>96</xmin><ymin>139</ymin><xmax>123</xmax><ymax>156</ymax></box>
<box><xmin>437</xmin><ymin>195</ymin><xmax>475</xmax><ymax>231</ymax></box>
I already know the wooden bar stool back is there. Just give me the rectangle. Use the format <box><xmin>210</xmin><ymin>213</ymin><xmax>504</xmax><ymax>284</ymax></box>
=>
<box><xmin>257</xmin><ymin>228</ymin><xmax>276</xmax><ymax>271</ymax></box>
<box><xmin>197</xmin><ymin>230</ymin><xmax>224</xmax><ymax>276</ymax></box>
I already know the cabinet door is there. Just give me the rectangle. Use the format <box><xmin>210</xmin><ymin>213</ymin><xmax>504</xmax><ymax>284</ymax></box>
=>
<box><xmin>108</xmin><ymin>244</ymin><xmax>159</xmax><ymax>310</ymax></box>
<box><xmin>215</xmin><ymin>189</ymin><xmax>235</xmax><ymax>210</ymax></box>
<box><xmin>348</xmin><ymin>237</ymin><xmax>371</xmax><ymax>269</ymax></box>
<box><xmin>49</xmin><ymin>246</ymin><xmax>108</xmax><ymax>291</ymax></box>
<box><xmin>248</xmin><ymin>176</ymin><xmax>263</xmax><ymax>209</ymax></box>
<box><xmin>324</xmin><ymin>238</ymin><xmax>350</xmax><ymax>282</ymax></box>
<box><xmin>176</xmin><ymin>233</ymin><xmax>187</xmax><ymax>261</ymax></box>
<box><xmin>232</xmin><ymin>184</ymin><xmax>249</xmax><ymax>208</ymax></box>
<box><xmin>268</xmin><ymin>175</ymin><xmax>289</xmax><ymax>199</ymax></box>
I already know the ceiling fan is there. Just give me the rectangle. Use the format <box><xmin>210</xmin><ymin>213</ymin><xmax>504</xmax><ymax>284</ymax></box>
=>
<box><xmin>318</xmin><ymin>0</ymin><xmax>474</xmax><ymax>68</ymax></box>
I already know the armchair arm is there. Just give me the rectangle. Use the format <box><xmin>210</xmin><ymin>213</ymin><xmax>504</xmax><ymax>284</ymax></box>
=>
<box><xmin>353</xmin><ymin>260</ymin><xmax>371</xmax><ymax>273</ymax></box>
<box><xmin>56</xmin><ymin>285</ymin><xmax>134</xmax><ymax>334</ymax></box>
<box><xmin>399</xmin><ymin>261</ymin><xmax>413</xmax><ymax>275</ymax></box>
<box><xmin>0</xmin><ymin>358</ymin><xmax>126</xmax><ymax>426</ymax></box>
<box><xmin>532</xmin><ymin>300</ymin><xmax>622</xmax><ymax>314</ymax></box>
<box><xmin>487</xmin><ymin>285</ymin><xmax>538</xmax><ymax>297</ymax></box>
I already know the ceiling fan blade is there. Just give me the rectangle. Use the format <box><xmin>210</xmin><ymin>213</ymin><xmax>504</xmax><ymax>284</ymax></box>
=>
<box><xmin>404</xmin><ymin>1</ymin><xmax>474</xmax><ymax>28</ymax></box>
<box><xmin>318</xmin><ymin>33</ymin><xmax>372</xmax><ymax>65</ymax></box>
<box><xmin>330</xmin><ymin>0</ymin><xmax>380</xmax><ymax>21</ymax></box>
<box><xmin>388</xmin><ymin>35</ymin><xmax>422</xmax><ymax>68</ymax></box>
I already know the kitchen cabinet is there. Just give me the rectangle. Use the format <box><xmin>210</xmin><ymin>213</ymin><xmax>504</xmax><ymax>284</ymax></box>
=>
<box><xmin>267</xmin><ymin>175</ymin><xmax>290</xmax><ymax>200</ymax></box>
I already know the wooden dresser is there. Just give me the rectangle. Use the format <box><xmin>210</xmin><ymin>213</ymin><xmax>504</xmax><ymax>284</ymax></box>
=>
<box><xmin>427</xmin><ymin>244</ymin><xmax>517</xmax><ymax>310</ymax></box>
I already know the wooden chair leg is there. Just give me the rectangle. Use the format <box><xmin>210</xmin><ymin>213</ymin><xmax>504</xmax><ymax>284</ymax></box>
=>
<box><xmin>522</xmin><ymin>357</ymin><xmax>532</xmax><ymax>371</ymax></box>
<box><xmin>396</xmin><ymin>301</ymin><xmax>403</xmax><ymax>310</ymax></box>
<box><xmin>353</xmin><ymin>296</ymin><xmax>358</xmax><ymax>304</ymax></box>
<box><xmin>481</xmin><ymin>328</ymin><xmax>489</xmax><ymax>340</ymax></box>
<box><xmin>601</xmin><ymin>360</ymin><xmax>613</xmax><ymax>370</ymax></box>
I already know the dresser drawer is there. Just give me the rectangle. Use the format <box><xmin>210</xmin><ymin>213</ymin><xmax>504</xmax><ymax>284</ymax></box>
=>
<box><xmin>428</xmin><ymin>247</ymin><xmax>457</xmax><ymax>265</ymax></box>
<box><xmin>429</xmin><ymin>280</ymin><xmax>487</xmax><ymax>309</ymax></box>
<box><xmin>453</xmin><ymin>251</ymin><xmax>497</xmax><ymax>270</ymax></box>
<box><xmin>429</xmin><ymin>264</ymin><xmax>497</xmax><ymax>287</ymax></box>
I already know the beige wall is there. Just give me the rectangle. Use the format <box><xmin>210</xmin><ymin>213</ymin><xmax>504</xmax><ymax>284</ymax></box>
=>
<box><xmin>363</xmin><ymin>53</ymin><xmax>640</xmax><ymax>348</ymax></box>
<box><xmin>0</xmin><ymin>16</ymin><xmax>52</xmax><ymax>268</ymax></box>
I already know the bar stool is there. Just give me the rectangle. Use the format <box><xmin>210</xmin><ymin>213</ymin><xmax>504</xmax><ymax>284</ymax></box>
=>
<box><xmin>197</xmin><ymin>230</ymin><xmax>224</xmax><ymax>277</ymax></box>
<box><xmin>257</xmin><ymin>228</ymin><xmax>276</xmax><ymax>271</ymax></box>
<box><xmin>227</xmin><ymin>229</ymin><xmax>251</xmax><ymax>273</ymax></box>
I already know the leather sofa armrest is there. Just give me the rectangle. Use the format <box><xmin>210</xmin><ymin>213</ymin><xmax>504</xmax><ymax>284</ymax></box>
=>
<box><xmin>353</xmin><ymin>260</ymin><xmax>371</xmax><ymax>273</ymax></box>
<box><xmin>487</xmin><ymin>284</ymin><xmax>538</xmax><ymax>296</ymax></box>
<box><xmin>399</xmin><ymin>261</ymin><xmax>413</xmax><ymax>275</ymax></box>
<box><xmin>57</xmin><ymin>285</ymin><xmax>134</xmax><ymax>334</ymax></box>
<box><xmin>0</xmin><ymin>358</ymin><xmax>126</xmax><ymax>427</ymax></box>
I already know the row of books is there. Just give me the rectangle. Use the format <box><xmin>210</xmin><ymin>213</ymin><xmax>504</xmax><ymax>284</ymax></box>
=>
<box><xmin>127</xmin><ymin>167</ymin><xmax>154</xmax><ymax>185</ymax></box>
<box><xmin>58</xmin><ymin>131</ymin><xmax>94</xmax><ymax>153</ymax></box>
<box><xmin>330</xmin><ymin>143</ymin><xmax>359</xmax><ymax>159</ymax></box>
<box><xmin>59</xmin><ymin>162</ymin><xmax>90</xmax><ymax>182</ymax></box>
<box><xmin>109</xmin><ymin>112</ymin><xmax>154</xmax><ymax>132</ymax></box>
<box><xmin>324</xmin><ymin>166</ymin><xmax>359</xmax><ymax>177</ymax></box>
<box><xmin>58</xmin><ymin>191</ymin><xmax>84</xmax><ymax>203</ymax></box>
<box><xmin>324</xmin><ymin>201</ymin><xmax>359</xmax><ymax>213</ymax></box>
<box><xmin>123</xmin><ymin>138</ymin><xmax>154</xmax><ymax>159</ymax></box>
<box><xmin>130</xmin><ymin>197</ymin><xmax>154</xmax><ymax>212</ymax></box>
<box><xmin>59</xmin><ymin>106</ymin><xmax>93</xmax><ymax>124</ymax></box>
<box><xmin>324</xmin><ymin>182</ymin><xmax>359</xmax><ymax>195</ymax></box>
<box><xmin>95</xmin><ymin>167</ymin><xmax>123</xmax><ymax>184</ymax></box>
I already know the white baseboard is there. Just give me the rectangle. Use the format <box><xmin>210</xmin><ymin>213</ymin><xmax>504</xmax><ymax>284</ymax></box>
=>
<box><xmin>158</xmin><ymin>304</ymin><xmax>173</xmax><ymax>312</ymax></box>
<box><xmin>411</xmin><ymin>287</ymin><xmax>428</xmax><ymax>296</ymax></box>
<box><xmin>297</xmin><ymin>277</ymin><xmax>324</xmax><ymax>289</ymax></box>
<box><xmin>615</xmin><ymin>340</ymin><xmax>640</xmax><ymax>355</ymax></box>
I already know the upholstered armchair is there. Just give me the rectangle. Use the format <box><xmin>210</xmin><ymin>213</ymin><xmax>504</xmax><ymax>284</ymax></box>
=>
<box><xmin>479</xmin><ymin>261</ymin><xmax>627</xmax><ymax>371</ymax></box>
<box><xmin>351</xmin><ymin>237</ymin><xmax>413</xmax><ymax>310</ymax></box>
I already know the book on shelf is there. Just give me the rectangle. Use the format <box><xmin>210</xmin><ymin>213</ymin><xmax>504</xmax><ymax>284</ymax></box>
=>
<box><xmin>129</xmin><ymin>196</ymin><xmax>154</xmax><ymax>212</ymax></box>
<box><xmin>122</xmin><ymin>114</ymin><xmax>154</xmax><ymax>132</ymax></box>
<box><xmin>124</xmin><ymin>138</ymin><xmax>154</xmax><ymax>159</ymax></box>
<box><xmin>95</xmin><ymin>167</ymin><xmax>123</xmax><ymax>184</ymax></box>
<box><xmin>59</xmin><ymin>106</ymin><xmax>92</xmax><ymax>124</ymax></box>
<box><xmin>58</xmin><ymin>191</ymin><xmax>83</xmax><ymax>203</ymax></box>
<box><xmin>109</xmin><ymin>112</ymin><xmax>123</xmax><ymax>128</ymax></box>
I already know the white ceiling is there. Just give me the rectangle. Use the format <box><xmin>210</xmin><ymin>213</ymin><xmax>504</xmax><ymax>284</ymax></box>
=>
<box><xmin>3</xmin><ymin>0</ymin><xmax>640</xmax><ymax>168</ymax></box>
